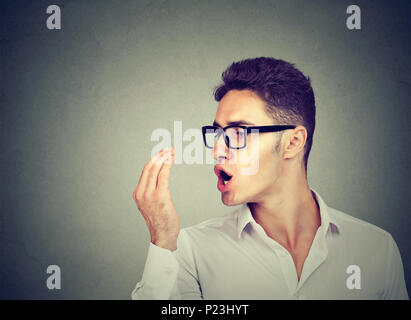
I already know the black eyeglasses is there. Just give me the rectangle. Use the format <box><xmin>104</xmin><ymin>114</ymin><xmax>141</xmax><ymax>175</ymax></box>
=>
<box><xmin>201</xmin><ymin>125</ymin><xmax>296</xmax><ymax>149</ymax></box>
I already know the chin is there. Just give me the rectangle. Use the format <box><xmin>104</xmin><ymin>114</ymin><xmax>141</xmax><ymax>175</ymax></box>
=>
<box><xmin>221</xmin><ymin>192</ymin><xmax>245</xmax><ymax>206</ymax></box>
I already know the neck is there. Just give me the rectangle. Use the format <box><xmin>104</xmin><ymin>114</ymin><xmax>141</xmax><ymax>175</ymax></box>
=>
<box><xmin>248</xmin><ymin>164</ymin><xmax>321</xmax><ymax>251</ymax></box>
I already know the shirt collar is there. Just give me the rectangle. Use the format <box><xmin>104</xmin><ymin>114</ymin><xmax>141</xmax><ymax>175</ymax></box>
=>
<box><xmin>236</xmin><ymin>189</ymin><xmax>341</xmax><ymax>240</ymax></box>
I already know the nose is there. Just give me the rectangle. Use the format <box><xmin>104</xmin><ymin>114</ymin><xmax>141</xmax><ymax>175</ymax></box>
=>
<box><xmin>212</xmin><ymin>132</ymin><xmax>230</xmax><ymax>162</ymax></box>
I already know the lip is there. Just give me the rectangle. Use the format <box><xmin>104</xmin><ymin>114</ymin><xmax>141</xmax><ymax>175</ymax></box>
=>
<box><xmin>214</xmin><ymin>165</ymin><xmax>234</xmax><ymax>192</ymax></box>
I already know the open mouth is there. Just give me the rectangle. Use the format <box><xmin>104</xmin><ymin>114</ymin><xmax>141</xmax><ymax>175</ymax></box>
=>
<box><xmin>214</xmin><ymin>166</ymin><xmax>233</xmax><ymax>191</ymax></box>
<box><xmin>220</xmin><ymin>170</ymin><xmax>232</xmax><ymax>183</ymax></box>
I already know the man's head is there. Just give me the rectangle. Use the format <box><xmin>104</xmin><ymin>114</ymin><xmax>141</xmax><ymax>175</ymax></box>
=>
<box><xmin>211</xmin><ymin>57</ymin><xmax>316</xmax><ymax>206</ymax></box>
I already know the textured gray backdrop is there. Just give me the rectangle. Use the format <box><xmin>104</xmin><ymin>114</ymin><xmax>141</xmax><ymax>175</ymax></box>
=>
<box><xmin>0</xmin><ymin>0</ymin><xmax>410</xmax><ymax>299</ymax></box>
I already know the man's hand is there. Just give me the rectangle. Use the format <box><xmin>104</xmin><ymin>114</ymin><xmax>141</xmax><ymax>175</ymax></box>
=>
<box><xmin>133</xmin><ymin>148</ymin><xmax>179</xmax><ymax>251</ymax></box>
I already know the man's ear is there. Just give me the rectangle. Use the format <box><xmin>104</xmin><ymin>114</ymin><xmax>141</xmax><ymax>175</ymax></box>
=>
<box><xmin>283</xmin><ymin>126</ymin><xmax>307</xmax><ymax>160</ymax></box>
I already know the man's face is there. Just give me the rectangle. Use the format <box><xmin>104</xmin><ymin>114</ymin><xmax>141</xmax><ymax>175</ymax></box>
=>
<box><xmin>212</xmin><ymin>89</ymin><xmax>284</xmax><ymax>206</ymax></box>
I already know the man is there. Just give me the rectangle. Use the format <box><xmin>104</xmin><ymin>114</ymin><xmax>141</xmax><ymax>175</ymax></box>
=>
<box><xmin>131</xmin><ymin>57</ymin><xmax>408</xmax><ymax>299</ymax></box>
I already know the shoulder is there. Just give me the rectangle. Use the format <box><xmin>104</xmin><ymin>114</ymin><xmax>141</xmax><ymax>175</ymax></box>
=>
<box><xmin>328</xmin><ymin>206</ymin><xmax>395</xmax><ymax>247</ymax></box>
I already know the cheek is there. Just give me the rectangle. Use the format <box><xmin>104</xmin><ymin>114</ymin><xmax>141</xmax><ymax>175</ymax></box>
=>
<box><xmin>248</xmin><ymin>134</ymin><xmax>278</xmax><ymax>168</ymax></box>
<box><xmin>236</xmin><ymin>136</ymin><xmax>279</xmax><ymax>181</ymax></box>
<box><xmin>233</xmin><ymin>134</ymin><xmax>269</xmax><ymax>168</ymax></box>
<box><xmin>257</xmin><ymin>148</ymin><xmax>279</xmax><ymax>179</ymax></box>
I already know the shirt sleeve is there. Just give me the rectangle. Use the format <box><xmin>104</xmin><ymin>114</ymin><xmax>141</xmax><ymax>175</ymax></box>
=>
<box><xmin>381</xmin><ymin>234</ymin><xmax>409</xmax><ymax>300</ymax></box>
<box><xmin>131</xmin><ymin>229</ymin><xmax>203</xmax><ymax>300</ymax></box>
<box><xmin>130</xmin><ymin>241</ymin><xmax>179</xmax><ymax>300</ymax></box>
<box><xmin>171</xmin><ymin>229</ymin><xmax>203</xmax><ymax>299</ymax></box>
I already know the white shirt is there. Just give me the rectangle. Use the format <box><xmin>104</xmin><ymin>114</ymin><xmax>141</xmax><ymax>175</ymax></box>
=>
<box><xmin>131</xmin><ymin>190</ymin><xmax>408</xmax><ymax>300</ymax></box>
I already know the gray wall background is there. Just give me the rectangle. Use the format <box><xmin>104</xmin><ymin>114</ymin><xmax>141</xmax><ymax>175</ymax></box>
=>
<box><xmin>0</xmin><ymin>0</ymin><xmax>410</xmax><ymax>299</ymax></box>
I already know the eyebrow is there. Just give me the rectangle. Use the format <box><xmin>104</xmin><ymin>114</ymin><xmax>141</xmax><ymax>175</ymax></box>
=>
<box><xmin>213</xmin><ymin>120</ymin><xmax>256</xmax><ymax>127</ymax></box>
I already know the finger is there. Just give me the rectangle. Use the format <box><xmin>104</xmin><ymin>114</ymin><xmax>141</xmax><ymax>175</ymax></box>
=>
<box><xmin>135</xmin><ymin>148</ymin><xmax>169</xmax><ymax>198</ymax></box>
<box><xmin>145</xmin><ymin>148</ymin><xmax>174</xmax><ymax>192</ymax></box>
<box><xmin>157</xmin><ymin>152</ymin><xmax>174</xmax><ymax>190</ymax></box>
<box><xmin>151</xmin><ymin>147</ymin><xmax>172</xmax><ymax>166</ymax></box>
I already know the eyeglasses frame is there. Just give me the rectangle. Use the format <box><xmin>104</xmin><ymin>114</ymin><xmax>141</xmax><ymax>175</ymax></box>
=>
<box><xmin>201</xmin><ymin>124</ymin><xmax>296</xmax><ymax>149</ymax></box>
